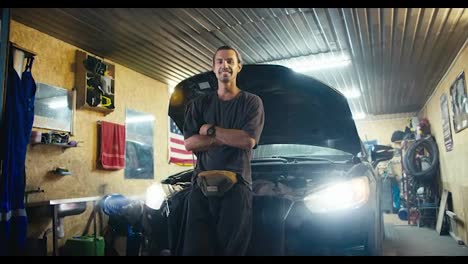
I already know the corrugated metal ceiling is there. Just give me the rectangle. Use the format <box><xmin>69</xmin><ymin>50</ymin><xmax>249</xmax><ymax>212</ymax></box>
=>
<box><xmin>11</xmin><ymin>8</ymin><xmax>468</xmax><ymax>116</ymax></box>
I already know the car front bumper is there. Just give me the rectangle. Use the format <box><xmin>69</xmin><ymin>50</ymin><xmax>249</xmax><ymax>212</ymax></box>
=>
<box><xmin>284</xmin><ymin>200</ymin><xmax>374</xmax><ymax>255</ymax></box>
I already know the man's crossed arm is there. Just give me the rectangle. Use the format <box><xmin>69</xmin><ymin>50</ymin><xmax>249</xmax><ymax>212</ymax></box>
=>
<box><xmin>184</xmin><ymin>124</ymin><xmax>255</xmax><ymax>152</ymax></box>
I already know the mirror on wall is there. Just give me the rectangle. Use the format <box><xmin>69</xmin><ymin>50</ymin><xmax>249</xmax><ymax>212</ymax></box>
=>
<box><xmin>33</xmin><ymin>82</ymin><xmax>74</xmax><ymax>133</ymax></box>
<box><xmin>125</xmin><ymin>108</ymin><xmax>155</xmax><ymax>179</ymax></box>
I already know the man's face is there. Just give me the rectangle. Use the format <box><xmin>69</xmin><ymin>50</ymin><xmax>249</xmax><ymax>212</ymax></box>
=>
<box><xmin>212</xmin><ymin>49</ymin><xmax>242</xmax><ymax>83</ymax></box>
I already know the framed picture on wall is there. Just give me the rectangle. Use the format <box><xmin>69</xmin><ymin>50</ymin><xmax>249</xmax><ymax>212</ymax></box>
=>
<box><xmin>440</xmin><ymin>93</ymin><xmax>453</xmax><ymax>152</ymax></box>
<box><xmin>450</xmin><ymin>71</ymin><xmax>468</xmax><ymax>133</ymax></box>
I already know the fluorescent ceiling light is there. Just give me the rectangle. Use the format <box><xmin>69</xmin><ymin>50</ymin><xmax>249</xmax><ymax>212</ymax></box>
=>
<box><xmin>353</xmin><ymin>112</ymin><xmax>366</xmax><ymax>120</ymax></box>
<box><xmin>168</xmin><ymin>80</ymin><xmax>177</xmax><ymax>95</ymax></box>
<box><xmin>264</xmin><ymin>52</ymin><xmax>351</xmax><ymax>73</ymax></box>
<box><xmin>342</xmin><ymin>89</ymin><xmax>361</xmax><ymax>99</ymax></box>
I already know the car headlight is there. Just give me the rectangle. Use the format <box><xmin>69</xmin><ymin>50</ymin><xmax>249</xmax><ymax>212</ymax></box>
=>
<box><xmin>304</xmin><ymin>176</ymin><xmax>369</xmax><ymax>213</ymax></box>
<box><xmin>145</xmin><ymin>183</ymin><xmax>166</xmax><ymax>210</ymax></box>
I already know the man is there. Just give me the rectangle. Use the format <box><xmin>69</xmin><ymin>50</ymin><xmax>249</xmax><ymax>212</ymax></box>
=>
<box><xmin>182</xmin><ymin>46</ymin><xmax>265</xmax><ymax>255</ymax></box>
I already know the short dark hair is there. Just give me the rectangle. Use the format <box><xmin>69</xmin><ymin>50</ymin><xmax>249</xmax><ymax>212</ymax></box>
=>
<box><xmin>212</xmin><ymin>45</ymin><xmax>242</xmax><ymax>65</ymax></box>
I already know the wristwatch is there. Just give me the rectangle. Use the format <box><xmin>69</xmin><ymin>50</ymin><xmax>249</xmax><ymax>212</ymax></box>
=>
<box><xmin>207</xmin><ymin>125</ymin><xmax>216</xmax><ymax>137</ymax></box>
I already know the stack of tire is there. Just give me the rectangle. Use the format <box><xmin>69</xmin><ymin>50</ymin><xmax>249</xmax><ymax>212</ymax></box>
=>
<box><xmin>402</xmin><ymin>137</ymin><xmax>439</xmax><ymax>180</ymax></box>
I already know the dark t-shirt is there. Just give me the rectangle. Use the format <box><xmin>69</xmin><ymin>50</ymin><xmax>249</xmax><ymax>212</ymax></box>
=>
<box><xmin>183</xmin><ymin>90</ymin><xmax>265</xmax><ymax>186</ymax></box>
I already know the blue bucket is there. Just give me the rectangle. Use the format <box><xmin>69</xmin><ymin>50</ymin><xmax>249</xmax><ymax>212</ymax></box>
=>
<box><xmin>101</xmin><ymin>194</ymin><xmax>130</xmax><ymax>216</ymax></box>
<box><xmin>398</xmin><ymin>208</ymin><xmax>408</xmax><ymax>221</ymax></box>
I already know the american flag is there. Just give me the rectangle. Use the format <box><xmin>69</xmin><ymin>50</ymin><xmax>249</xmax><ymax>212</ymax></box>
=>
<box><xmin>168</xmin><ymin>117</ymin><xmax>196</xmax><ymax>166</ymax></box>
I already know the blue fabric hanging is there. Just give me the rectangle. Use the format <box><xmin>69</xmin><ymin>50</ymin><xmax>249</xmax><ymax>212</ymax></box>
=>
<box><xmin>0</xmin><ymin>53</ymin><xmax>36</xmax><ymax>256</ymax></box>
<box><xmin>392</xmin><ymin>178</ymin><xmax>401</xmax><ymax>210</ymax></box>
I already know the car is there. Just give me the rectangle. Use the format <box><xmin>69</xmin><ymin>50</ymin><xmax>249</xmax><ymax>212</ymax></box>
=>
<box><xmin>144</xmin><ymin>64</ymin><xmax>394</xmax><ymax>256</ymax></box>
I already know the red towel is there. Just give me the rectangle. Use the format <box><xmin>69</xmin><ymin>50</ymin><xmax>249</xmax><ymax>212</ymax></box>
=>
<box><xmin>100</xmin><ymin>121</ymin><xmax>126</xmax><ymax>170</ymax></box>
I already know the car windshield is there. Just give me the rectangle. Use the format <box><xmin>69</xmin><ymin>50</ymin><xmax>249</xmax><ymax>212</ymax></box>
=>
<box><xmin>252</xmin><ymin>144</ymin><xmax>354</xmax><ymax>162</ymax></box>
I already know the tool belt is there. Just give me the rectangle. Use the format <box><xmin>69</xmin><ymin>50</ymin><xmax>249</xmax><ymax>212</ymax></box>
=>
<box><xmin>196</xmin><ymin>170</ymin><xmax>238</xmax><ymax>197</ymax></box>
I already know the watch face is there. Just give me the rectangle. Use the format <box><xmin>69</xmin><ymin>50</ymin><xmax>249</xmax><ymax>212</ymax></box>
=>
<box><xmin>207</xmin><ymin>126</ymin><xmax>215</xmax><ymax>136</ymax></box>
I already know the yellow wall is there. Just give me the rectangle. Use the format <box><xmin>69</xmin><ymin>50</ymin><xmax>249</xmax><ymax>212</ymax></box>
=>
<box><xmin>419</xmin><ymin>40</ymin><xmax>468</xmax><ymax>244</ymax></box>
<box><xmin>355</xmin><ymin>117</ymin><xmax>410</xmax><ymax>146</ymax></box>
<box><xmin>9</xmin><ymin>20</ymin><xmax>190</xmax><ymax>253</ymax></box>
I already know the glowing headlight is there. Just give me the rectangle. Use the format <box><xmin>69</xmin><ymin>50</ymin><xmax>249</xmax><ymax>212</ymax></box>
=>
<box><xmin>304</xmin><ymin>177</ymin><xmax>369</xmax><ymax>213</ymax></box>
<box><xmin>145</xmin><ymin>183</ymin><xmax>166</xmax><ymax>210</ymax></box>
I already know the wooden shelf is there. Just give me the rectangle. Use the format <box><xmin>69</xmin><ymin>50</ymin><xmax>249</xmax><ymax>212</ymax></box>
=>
<box><xmin>81</xmin><ymin>104</ymin><xmax>114</xmax><ymax>114</ymax></box>
<box><xmin>74</xmin><ymin>50</ymin><xmax>115</xmax><ymax>113</ymax></box>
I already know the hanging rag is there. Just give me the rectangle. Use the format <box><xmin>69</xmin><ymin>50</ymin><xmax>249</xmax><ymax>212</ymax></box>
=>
<box><xmin>1</xmin><ymin>53</ymin><xmax>36</xmax><ymax>255</ymax></box>
<box><xmin>99</xmin><ymin>121</ymin><xmax>126</xmax><ymax>170</ymax></box>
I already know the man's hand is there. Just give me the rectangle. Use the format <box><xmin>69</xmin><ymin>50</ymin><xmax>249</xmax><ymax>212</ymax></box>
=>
<box><xmin>196</xmin><ymin>124</ymin><xmax>255</xmax><ymax>150</ymax></box>
<box><xmin>199</xmin><ymin>124</ymin><xmax>213</xmax><ymax>136</ymax></box>
<box><xmin>184</xmin><ymin>135</ymin><xmax>219</xmax><ymax>152</ymax></box>
<box><xmin>213</xmin><ymin>127</ymin><xmax>256</xmax><ymax>150</ymax></box>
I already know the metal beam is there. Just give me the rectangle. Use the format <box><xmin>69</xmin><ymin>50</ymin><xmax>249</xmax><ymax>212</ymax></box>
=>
<box><xmin>0</xmin><ymin>8</ymin><xmax>11</xmax><ymax>131</ymax></box>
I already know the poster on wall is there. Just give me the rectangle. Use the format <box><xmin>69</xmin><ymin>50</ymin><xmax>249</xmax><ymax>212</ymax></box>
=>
<box><xmin>440</xmin><ymin>93</ymin><xmax>453</xmax><ymax>152</ymax></box>
<box><xmin>450</xmin><ymin>71</ymin><xmax>468</xmax><ymax>133</ymax></box>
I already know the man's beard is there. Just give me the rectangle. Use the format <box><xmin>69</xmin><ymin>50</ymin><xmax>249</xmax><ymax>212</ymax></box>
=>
<box><xmin>218</xmin><ymin>70</ymin><xmax>232</xmax><ymax>83</ymax></box>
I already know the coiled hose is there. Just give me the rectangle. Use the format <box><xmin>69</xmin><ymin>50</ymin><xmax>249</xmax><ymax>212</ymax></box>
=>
<box><xmin>402</xmin><ymin>137</ymin><xmax>439</xmax><ymax>179</ymax></box>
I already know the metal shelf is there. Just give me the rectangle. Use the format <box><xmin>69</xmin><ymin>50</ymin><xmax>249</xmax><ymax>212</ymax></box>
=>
<box><xmin>30</xmin><ymin>142</ymin><xmax>76</xmax><ymax>152</ymax></box>
<box><xmin>31</xmin><ymin>142</ymin><xmax>75</xmax><ymax>148</ymax></box>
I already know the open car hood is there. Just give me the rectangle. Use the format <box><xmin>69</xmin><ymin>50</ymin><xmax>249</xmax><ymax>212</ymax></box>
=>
<box><xmin>169</xmin><ymin>64</ymin><xmax>362</xmax><ymax>155</ymax></box>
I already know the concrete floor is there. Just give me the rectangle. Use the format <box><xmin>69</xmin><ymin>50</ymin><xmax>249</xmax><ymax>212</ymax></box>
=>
<box><xmin>383</xmin><ymin>213</ymin><xmax>468</xmax><ymax>256</ymax></box>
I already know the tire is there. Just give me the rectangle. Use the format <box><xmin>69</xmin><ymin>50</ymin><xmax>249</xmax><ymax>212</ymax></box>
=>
<box><xmin>402</xmin><ymin>138</ymin><xmax>439</xmax><ymax>179</ymax></box>
<box><xmin>365</xmin><ymin>187</ymin><xmax>384</xmax><ymax>256</ymax></box>
<box><xmin>364</xmin><ymin>211</ymin><xmax>383</xmax><ymax>256</ymax></box>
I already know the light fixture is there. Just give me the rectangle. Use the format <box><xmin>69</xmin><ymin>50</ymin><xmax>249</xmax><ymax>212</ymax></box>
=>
<box><xmin>168</xmin><ymin>80</ymin><xmax>177</xmax><ymax>95</ymax></box>
<box><xmin>352</xmin><ymin>112</ymin><xmax>366</xmax><ymax>120</ymax></box>
<box><xmin>342</xmin><ymin>89</ymin><xmax>361</xmax><ymax>99</ymax></box>
<box><xmin>263</xmin><ymin>52</ymin><xmax>351</xmax><ymax>73</ymax></box>
<box><xmin>145</xmin><ymin>183</ymin><xmax>166</xmax><ymax>210</ymax></box>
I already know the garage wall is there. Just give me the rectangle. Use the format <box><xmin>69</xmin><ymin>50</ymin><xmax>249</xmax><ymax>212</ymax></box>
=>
<box><xmin>9</xmin><ymin>20</ymin><xmax>190</xmax><ymax>251</ymax></box>
<box><xmin>419</xmin><ymin>40</ymin><xmax>468</xmax><ymax>244</ymax></box>
<box><xmin>355</xmin><ymin>116</ymin><xmax>412</xmax><ymax>146</ymax></box>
